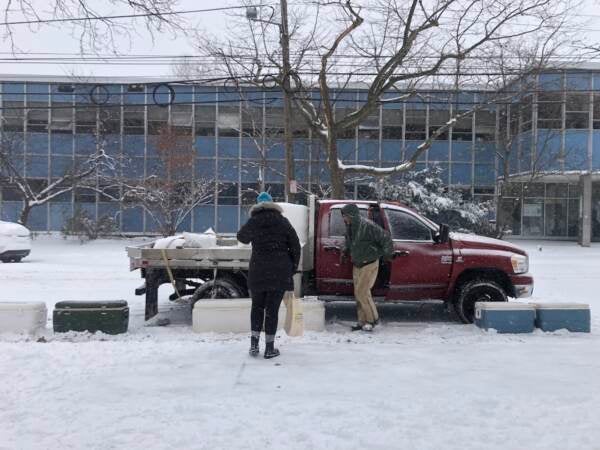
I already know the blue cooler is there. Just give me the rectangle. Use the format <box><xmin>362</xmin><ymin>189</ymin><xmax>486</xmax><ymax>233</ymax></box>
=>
<box><xmin>533</xmin><ymin>303</ymin><xmax>591</xmax><ymax>333</ymax></box>
<box><xmin>474</xmin><ymin>302</ymin><xmax>535</xmax><ymax>333</ymax></box>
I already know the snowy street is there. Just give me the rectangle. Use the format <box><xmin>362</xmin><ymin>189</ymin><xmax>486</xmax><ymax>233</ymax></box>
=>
<box><xmin>1</xmin><ymin>237</ymin><xmax>599</xmax><ymax>450</ymax></box>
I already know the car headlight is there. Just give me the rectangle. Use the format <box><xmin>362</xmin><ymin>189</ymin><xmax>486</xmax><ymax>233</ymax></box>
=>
<box><xmin>510</xmin><ymin>254</ymin><xmax>528</xmax><ymax>274</ymax></box>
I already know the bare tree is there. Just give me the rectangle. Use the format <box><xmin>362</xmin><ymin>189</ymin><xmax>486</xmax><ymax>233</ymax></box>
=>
<box><xmin>0</xmin><ymin>132</ymin><xmax>111</xmax><ymax>226</ymax></box>
<box><xmin>96</xmin><ymin>125</ymin><xmax>215</xmax><ymax>236</ymax></box>
<box><xmin>2</xmin><ymin>1</ymin><xmax>182</xmax><ymax>53</ymax></box>
<box><xmin>195</xmin><ymin>0</ymin><xmax>578</xmax><ymax>198</ymax></box>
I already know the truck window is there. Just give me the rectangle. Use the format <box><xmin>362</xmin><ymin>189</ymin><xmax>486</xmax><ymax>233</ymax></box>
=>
<box><xmin>385</xmin><ymin>209</ymin><xmax>432</xmax><ymax>241</ymax></box>
<box><xmin>328</xmin><ymin>208</ymin><xmax>368</xmax><ymax>237</ymax></box>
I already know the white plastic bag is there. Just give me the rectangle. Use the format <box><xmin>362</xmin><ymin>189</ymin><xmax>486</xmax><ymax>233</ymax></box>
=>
<box><xmin>283</xmin><ymin>292</ymin><xmax>304</xmax><ymax>337</ymax></box>
<box><xmin>153</xmin><ymin>236</ymin><xmax>185</xmax><ymax>249</ymax></box>
<box><xmin>182</xmin><ymin>228</ymin><xmax>217</xmax><ymax>248</ymax></box>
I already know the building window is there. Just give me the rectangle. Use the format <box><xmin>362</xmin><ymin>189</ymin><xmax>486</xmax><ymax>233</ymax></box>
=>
<box><xmin>405</xmin><ymin>107</ymin><xmax>426</xmax><ymax>141</ymax></box>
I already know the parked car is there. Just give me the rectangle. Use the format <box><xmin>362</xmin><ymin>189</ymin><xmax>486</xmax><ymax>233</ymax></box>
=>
<box><xmin>127</xmin><ymin>197</ymin><xmax>533</xmax><ymax>323</ymax></box>
<box><xmin>0</xmin><ymin>220</ymin><xmax>31</xmax><ymax>263</ymax></box>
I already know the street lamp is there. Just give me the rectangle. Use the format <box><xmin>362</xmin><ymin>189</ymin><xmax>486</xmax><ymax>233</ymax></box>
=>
<box><xmin>246</xmin><ymin>3</ymin><xmax>296</xmax><ymax>203</ymax></box>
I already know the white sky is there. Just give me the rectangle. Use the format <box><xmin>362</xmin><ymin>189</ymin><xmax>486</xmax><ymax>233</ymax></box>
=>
<box><xmin>1</xmin><ymin>0</ymin><xmax>600</xmax><ymax>78</ymax></box>
<box><xmin>0</xmin><ymin>0</ymin><xmax>232</xmax><ymax>78</ymax></box>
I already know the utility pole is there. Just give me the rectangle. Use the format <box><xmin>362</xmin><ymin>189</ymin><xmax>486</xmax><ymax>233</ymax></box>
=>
<box><xmin>280</xmin><ymin>0</ymin><xmax>296</xmax><ymax>203</ymax></box>
<box><xmin>247</xmin><ymin>2</ymin><xmax>296</xmax><ymax>202</ymax></box>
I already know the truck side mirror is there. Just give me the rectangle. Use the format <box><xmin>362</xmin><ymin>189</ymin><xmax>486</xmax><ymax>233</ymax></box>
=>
<box><xmin>435</xmin><ymin>223</ymin><xmax>450</xmax><ymax>244</ymax></box>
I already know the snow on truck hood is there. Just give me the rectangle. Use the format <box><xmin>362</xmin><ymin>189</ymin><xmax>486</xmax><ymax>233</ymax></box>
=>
<box><xmin>0</xmin><ymin>220</ymin><xmax>30</xmax><ymax>237</ymax></box>
<box><xmin>450</xmin><ymin>232</ymin><xmax>527</xmax><ymax>255</ymax></box>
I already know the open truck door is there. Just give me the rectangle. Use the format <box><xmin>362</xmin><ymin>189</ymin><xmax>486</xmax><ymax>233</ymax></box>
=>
<box><xmin>315</xmin><ymin>202</ymin><xmax>388</xmax><ymax>296</ymax></box>
<box><xmin>381</xmin><ymin>205</ymin><xmax>453</xmax><ymax>301</ymax></box>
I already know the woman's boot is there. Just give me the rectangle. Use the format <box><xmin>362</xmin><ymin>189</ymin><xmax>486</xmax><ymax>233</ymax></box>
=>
<box><xmin>249</xmin><ymin>334</ymin><xmax>260</xmax><ymax>357</ymax></box>
<box><xmin>264</xmin><ymin>336</ymin><xmax>280</xmax><ymax>359</ymax></box>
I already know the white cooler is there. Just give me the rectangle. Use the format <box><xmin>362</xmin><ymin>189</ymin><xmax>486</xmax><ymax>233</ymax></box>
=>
<box><xmin>0</xmin><ymin>301</ymin><xmax>47</xmax><ymax>334</ymax></box>
<box><xmin>193</xmin><ymin>297</ymin><xmax>325</xmax><ymax>333</ymax></box>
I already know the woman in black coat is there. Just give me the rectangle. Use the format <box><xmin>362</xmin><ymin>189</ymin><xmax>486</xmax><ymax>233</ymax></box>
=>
<box><xmin>237</xmin><ymin>192</ymin><xmax>301</xmax><ymax>359</ymax></box>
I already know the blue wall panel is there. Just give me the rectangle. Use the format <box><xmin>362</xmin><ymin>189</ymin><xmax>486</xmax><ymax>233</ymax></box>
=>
<box><xmin>593</xmin><ymin>131</ymin><xmax>600</xmax><ymax>169</ymax></box>
<box><xmin>176</xmin><ymin>214</ymin><xmax>192</xmax><ymax>233</ymax></box>
<box><xmin>97</xmin><ymin>202</ymin><xmax>119</xmax><ymax>221</ymax></box>
<box><xmin>193</xmin><ymin>205</ymin><xmax>215</xmax><ymax>232</ymax></box>
<box><xmin>240</xmin><ymin>162</ymin><xmax>259</xmax><ymax>183</ymax></box>
<box><xmin>536</xmin><ymin>130</ymin><xmax>562</xmax><ymax>171</ymax></box>
<box><xmin>451</xmin><ymin>163</ymin><xmax>472</xmax><ymax>185</ymax></box>
<box><xmin>564</xmin><ymin>130</ymin><xmax>589</xmax><ymax>171</ymax></box>
<box><xmin>357</xmin><ymin>139</ymin><xmax>379</xmax><ymax>161</ymax></box>
<box><xmin>429</xmin><ymin>141</ymin><xmax>450</xmax><ymax>161</ymax></box>
<box><xmin>0</xmin><ymin>201</ymin><xmax>21</xmax><ymax>222</ymax></box>
<box><xmin>475</xmin><ymin>164</ymin><xmax>495</xmax><ymax>186</ymax></box>
<box><xmin>27</xmin><ymin>155</ymin><xmax>48</xmax><ymax>177</ymax></box>
<box><xmin>51</xmin><ymin>133</ymin><xmax>73</xmax><ymax>155</ymax></box>
<box><xmin>51</xmin><ymin>156</ymin><xmax>73</xmax><ymax>178</ymax></box>
<box><xmin>75</xmin><ymin>134</ymin><xmax>95</xmax><ymax>155</ymax></box>
<box><xmin>241</xmin><ymin>137</ymin><xmax>259</xmax><ymax>159</ymax></box>
<box><xmin>122</xmin><ymin>207</ymin><xmax>143</xmax><ymax>232</ymax></box>
<box><xmin>294</xmin><ymin>140</ymin><xmax>310</xmax><ymax>159</ymax></box>
<box><xmin>27</xmin><ymin>133</ymin><xmax>49</xmax><ymax>155</ymax></box>
<box><xmin>49</xmin><ymin>202</ymin><xmax>72</xmax><ymax>231</ymax></box>
<box><xmin>217</xmin><ymin>205</ymin><xmax>238</xmax><ymax>233</ymax></box>
<box><xmin>218</xmin><ymin>137</ymin><xmax>239</xmax><ymax>158</ymax></box>
<box><xmin>382</xmin><ymin>140</ymin><xmax>401</xmax><ymax>162</ymax></box>
<box><xmin>451</xmin><ymin>141</ymin><xmax>472</xmax><ymax>162</ymax></box>
<box><xmin>28</xmin><ymin>204</ymin><xmax>48</xmax><ymax>231</ymax></box>
<box><xmin>103</xmin><ymin>134</ymin><xmax>121</xmax><ymax>156</ymax></box>
<box><xmin>338</xmin><ymin>139</ymin><xmax>355</xmax><ymax>162</ymax></box>
<box><xmin>218</xmin><ymin>159</ymin><xmax>239</xmax><ymax>181</ymax></box>
<box><xmin>123</xmin><ymin>135</ymin><xmax>145</xmax><ymax>157</ymax></box>
<box><xmin>196</xmin><ymin>136</ymin><xmax>216</xmax><ymax>157</ymax></box>
<box><xmin>474</xmin><ymin>143</ymin><xmax>495</xmax><ymax>163</ymax></box>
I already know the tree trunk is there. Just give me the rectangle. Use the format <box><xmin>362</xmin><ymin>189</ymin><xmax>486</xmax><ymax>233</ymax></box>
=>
<box><xmin>325</xmin><ymin>133</ymin><xmax>345</xmax><ymax>199</ymax></box>
<box><xmin>18</xmin><ymin>203</ymin><xmax>32</xmax><ymax>226</ymax></box>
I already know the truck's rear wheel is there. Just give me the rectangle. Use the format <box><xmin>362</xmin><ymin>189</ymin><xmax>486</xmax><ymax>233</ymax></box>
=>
<box><xmin>454</xmin><ymin>279</ymin><xmax>507</xmax><ymax>324</ymax></box>
<box><xmin>190</xmin><ymin>277</ymin><xmax>245</xmax><ymax>309</ymax></box>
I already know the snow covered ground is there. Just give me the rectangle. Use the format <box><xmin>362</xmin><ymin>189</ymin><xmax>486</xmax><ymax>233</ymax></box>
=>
<box><xmin>1</xmin><ymin>237</ymin><xmax>599</xmax><ymax>450</ymax></box>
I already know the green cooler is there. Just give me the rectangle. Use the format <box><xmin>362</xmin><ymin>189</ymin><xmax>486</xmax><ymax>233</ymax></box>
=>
<box><xmin>53</xmin><ymin>301</ymin><xmax>129</xmax><ymax>335</ymax></box>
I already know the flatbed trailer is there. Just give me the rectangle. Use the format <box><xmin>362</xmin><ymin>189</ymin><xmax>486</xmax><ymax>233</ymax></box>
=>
<box><xmin>126</xmin><ymin>237</ymin><xmax>254</xmax><ymax>319</ymax></box>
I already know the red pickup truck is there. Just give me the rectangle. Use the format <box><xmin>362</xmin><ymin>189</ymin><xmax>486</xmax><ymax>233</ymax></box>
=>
<box><xmin>127</xmin><ymin>198</ymin><xmax>533</xmax><ymax>323</ymax></box>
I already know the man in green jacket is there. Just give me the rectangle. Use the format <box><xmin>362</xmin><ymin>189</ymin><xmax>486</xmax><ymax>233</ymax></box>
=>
<box><xmin>341</xmin><ymin>203</ymin><xmax>394</xmax><ymax>332</ymax></box>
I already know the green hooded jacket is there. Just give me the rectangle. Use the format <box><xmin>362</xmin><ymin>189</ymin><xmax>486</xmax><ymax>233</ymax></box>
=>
<box><xmin>341</xmin><ymin>204</ymin><xmax>394</xmax><ymax>267</ymax></box>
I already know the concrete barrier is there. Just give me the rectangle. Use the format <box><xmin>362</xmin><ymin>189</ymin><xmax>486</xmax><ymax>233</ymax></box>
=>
<box><xmin>0</xmin><ymin>302</ymin><xmax>47</xmax><ymax>334</ymax></box>
<box><xmin>192</xmin><ymin>297</ymin><xmax>325</xmax><ymax>333</ymax></box>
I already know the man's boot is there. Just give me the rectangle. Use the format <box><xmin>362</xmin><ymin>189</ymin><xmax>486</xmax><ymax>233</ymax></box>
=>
<box><xmin>249</xmin><ymin>335</ymin><xmax>259</xmax><ymax>357</ymax></box>
<box><xmin>264</xmin><ymin>337</ymin><xmax>280</xmax><ymax>359</ymax></box>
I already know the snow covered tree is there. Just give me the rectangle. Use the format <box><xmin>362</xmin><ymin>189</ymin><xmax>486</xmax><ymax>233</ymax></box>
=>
<box><xmin>0</xmin><ymin>132</ymin><xmax>111</xmax><ymax>226</ymax></box>
<box><xmin>372</xmin><ymin>165</ymin><xmax>496</xmax><ymax>237</ymax></box>
<box><xmin>195</xmin><ymin>0</ymin><xmax>576</xmax><ymax>198</ymax></box>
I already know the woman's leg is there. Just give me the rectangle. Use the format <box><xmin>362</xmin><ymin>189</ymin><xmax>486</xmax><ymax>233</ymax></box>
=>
<box><xmin>250</xmin><ymin>291</ymin><xmax>267</xmax><ymax>356</ymax></box>
<box><xmin>264</xmin><ymin>290</ymin><xmax>285</xmax><ymax>359</ymax></box>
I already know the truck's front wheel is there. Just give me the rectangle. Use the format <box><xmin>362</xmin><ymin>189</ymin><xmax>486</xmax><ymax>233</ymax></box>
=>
<box><xmin>454</xmin><ymin>279</ymin><xmax>507</xmax><ymax>324</ymax></box>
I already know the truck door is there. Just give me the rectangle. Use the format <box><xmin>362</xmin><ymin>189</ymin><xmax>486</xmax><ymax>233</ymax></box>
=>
<box><xmin>382</xmin><ymin>206</ymin><xmax>453</xmax><ymax>301</ymax></box>
<box><xmin>315</xmin><ymin>204</ymin><xmax>369</xmax><ymax>295</ymax></box>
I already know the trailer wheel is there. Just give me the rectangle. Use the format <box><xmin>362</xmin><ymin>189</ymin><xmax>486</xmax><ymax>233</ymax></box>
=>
<box><xmin>190</xmin><ymin>277</ymin><xmax>245</xmax><ymax>309</ymax></box>
<box><xmin>454</xmin><ymin>279</ymin><xmax>507</xmax><ymax>324</ymax></box>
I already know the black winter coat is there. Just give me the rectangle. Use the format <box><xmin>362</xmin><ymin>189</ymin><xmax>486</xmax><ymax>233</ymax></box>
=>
<box><xmin>237</xmin><ymin>202</ymin><xmax>301</xmax><ymax>293</ymax></box>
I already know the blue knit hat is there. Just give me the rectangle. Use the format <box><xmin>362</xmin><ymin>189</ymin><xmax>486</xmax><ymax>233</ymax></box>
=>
<box><xmin>256</xmin><ymin>192</ymin><xmax>273</xmax><ymax>203</ymax></box>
